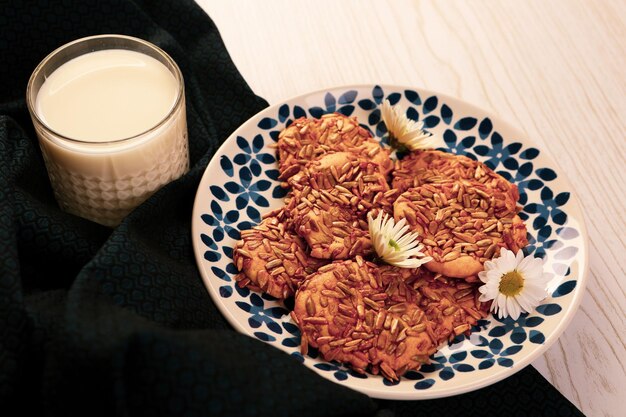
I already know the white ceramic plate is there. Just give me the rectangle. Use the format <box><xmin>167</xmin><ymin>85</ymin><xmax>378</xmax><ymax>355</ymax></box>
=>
<box><xmin>191</xmin><ymin>85</ymin><xmax>588</xmax><ymax>400</ymax></box>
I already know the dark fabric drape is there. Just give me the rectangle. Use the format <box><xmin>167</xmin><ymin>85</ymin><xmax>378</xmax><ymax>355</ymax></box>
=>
<box><xmin>0</xmin><ymin>1</ymin><xmax>584</xmax><ymax>415</ymax></box>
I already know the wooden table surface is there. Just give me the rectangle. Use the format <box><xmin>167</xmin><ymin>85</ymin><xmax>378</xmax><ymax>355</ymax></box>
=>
<box><xmin>197</xmin><ymin>1</ymin><xmax>625</xmax><ymax>415</ymax></box>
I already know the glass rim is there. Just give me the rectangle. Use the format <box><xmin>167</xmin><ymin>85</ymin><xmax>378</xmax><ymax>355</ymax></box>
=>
<box><xmin>26</xmin><ymin>34</ymin><xmax>185</xmax><ymax>146</ymax></box>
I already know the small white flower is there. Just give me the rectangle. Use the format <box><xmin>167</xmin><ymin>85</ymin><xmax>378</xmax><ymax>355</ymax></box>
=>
<box><xmin>381</xmin><ymin>99</ymin><xmax>436</xmax><ymax>151</ymax></box>
<box><xmin>367</xmin><ymin>211</ymin><xmax>432</xmax><ymax>268</ymax></box>
<box><xmin>478</xmin><ymin>249</ymin><xmax>551</xmax><ymax>320</ymax></box>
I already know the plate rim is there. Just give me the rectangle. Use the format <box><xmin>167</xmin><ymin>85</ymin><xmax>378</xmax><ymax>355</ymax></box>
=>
<box><xmin>191</xmin><ymin>83</ymin><xmax>589</xmax><ymax>400</ymax></box>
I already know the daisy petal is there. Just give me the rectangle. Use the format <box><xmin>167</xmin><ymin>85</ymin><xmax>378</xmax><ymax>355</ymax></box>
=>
<box><xmin>478</xmin><ymin>248</ymin><xmax>549</xmax><ymax>319</ymax></box>
<box><xmin>506</xmin><ymin>297</ymin><xmax>521</xmax><ymax>320</ymax></box>
<box><xmin>381</xmin><ymin>99</ymin><xmax>435</xmax><ymax>151</ymax></box>
<box><xmin>368</xmin><ymin>211</ymin><xmax>430</xmax><ymax>268</ymax></box>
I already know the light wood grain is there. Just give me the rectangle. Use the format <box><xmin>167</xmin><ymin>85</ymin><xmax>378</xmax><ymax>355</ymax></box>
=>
<box><xmin>196</xmin><ymin>1</ymin><xmax>626</xmax><ymax>415</ymax></box>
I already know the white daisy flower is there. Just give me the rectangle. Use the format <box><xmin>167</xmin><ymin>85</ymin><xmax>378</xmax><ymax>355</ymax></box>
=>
<box><xmin>381</xmin><ymin>99</ymin><xmax>436</xmax><ymax>151</ymax></box>
<box><xmin>478</xmin><ymin>249</ymin><xmax>551</xmax><ymax>320</ymax></box>
<box><xmin>367</xmin><ymin>211</ymin><xmax>432</xmax><ymax>268</ymax></box>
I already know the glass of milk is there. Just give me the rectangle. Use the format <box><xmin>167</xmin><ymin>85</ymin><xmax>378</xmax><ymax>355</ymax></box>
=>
<box><xmin>26</xmin><ymin>34</ymin><xmax>189</xmax><ymax>227</ymax></box>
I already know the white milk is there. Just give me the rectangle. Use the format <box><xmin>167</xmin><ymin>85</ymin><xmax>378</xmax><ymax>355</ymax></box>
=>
<box><xmin>33</xmin><ymin>49</ymin><xmax>188</xmax><ymax>226</ymax></box>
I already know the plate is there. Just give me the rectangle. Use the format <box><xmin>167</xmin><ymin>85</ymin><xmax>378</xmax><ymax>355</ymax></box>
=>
<box><xmin>191</xmin><ymin>85</ymin><xmax>588</xmax><ymax>399</ymax></box>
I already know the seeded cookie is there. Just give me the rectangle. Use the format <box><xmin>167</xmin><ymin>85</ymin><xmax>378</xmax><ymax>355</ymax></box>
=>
<box><xmin>392</xmin><ymin>150</ymin><xmax>519</xmax><ymax>205</ymax></box>
<box><xmin>233</xmin><ymin>214</ymin><xmax>325</xmax><ymax>299</ymax></box>
<box><xmin>292</xmin><ymin>259</ymin><xmax>488</xmax><ymax>380</ymax></box>
<box><xmin>278</xmin><ymin>113</ymin><xmax>393</xmax><ymax>181</ymax></box>
<box><xmin>292</xmin><ymin>259</ymin><xmax>435</xmax><ymax>379</ymax></box>
<box><xmin>400</xmin><ymin>268</ymin><xmax>490</xmax><ymax>344</ymax></box>
<box><xmin>393</xmin><ymin>179</ymin><xmax>528</xmax><ymax>278</ymax></box>
<box><xmin>286</xmin><ymin>152</ymin><xmax>398</xmax><ymax>259</ymax></box>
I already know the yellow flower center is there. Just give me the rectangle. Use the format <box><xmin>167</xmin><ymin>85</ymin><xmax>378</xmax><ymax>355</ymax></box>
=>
<box><xmin>499</xmin><ymin>271</ymin><xmax>524</xmax><ymax>296</ymax></box>
<box><xmin>388</xmin><ymin>239</ymin><xmax>400</xmax><ymax>251</ymax></box>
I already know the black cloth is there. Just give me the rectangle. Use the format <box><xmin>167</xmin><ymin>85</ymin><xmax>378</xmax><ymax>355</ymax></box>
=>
<box><xmin>0</xmin><ymin>1</ymin><xmax>585</xmax><ymax>416</ymax></box>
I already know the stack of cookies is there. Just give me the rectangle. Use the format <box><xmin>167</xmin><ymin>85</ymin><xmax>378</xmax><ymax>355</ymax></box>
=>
<box><xmin>233</xmin><ymin>113</ymin><xmax>528</xmax><ymax>380</ymax></box>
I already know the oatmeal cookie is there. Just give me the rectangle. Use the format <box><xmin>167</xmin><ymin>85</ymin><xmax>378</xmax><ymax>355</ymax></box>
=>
<box><xmin>392</xmin><ymin>150</ymin><xmax>519</xmax><ymax>205</ymax></box>
<box><xmin>286</xmin><ymin>152</ymin><xmax>397</xmax><ymax>259</ymax></box>
<box><xmin>292</xmin><ymin>260</ymin><xmax>488</xmax><ymax>380</ymax></box>
<box><xmin>394</xmin><ymin>179</ymin><xmax>528</xmax><ymax>278</ymax></box>
<box><xmin>277</xmin><ymin>113</ymin><xmax>393</xmax><ymax>181</ymax></box>
<box><xmin>233</xmin><ymin>214</ymin><xmax>325</xmax><ymax>299</ymax></box>
<box><xmin>399</xmin><ymin>268</ymin><xmax>490</xmax><ymax>344</ymax></box>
